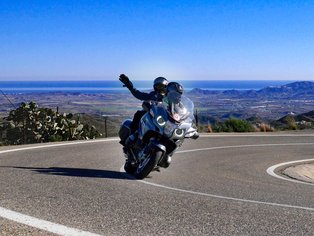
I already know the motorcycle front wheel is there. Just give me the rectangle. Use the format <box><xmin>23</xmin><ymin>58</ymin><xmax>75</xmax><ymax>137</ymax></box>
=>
<box><xmin>135</xmin><ymin>150</ymin><xmax>163</xmax><ymax>179</ymax></box>
<box><xmin>124</xmin><ymin>160</ymin><xmax>137</xmax><ymax>174</ymax></box>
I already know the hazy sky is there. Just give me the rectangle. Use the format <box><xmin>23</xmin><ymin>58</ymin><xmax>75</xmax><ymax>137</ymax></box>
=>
<box><xmin>1</xmin><ymin>0</ymin><xmax>314</xmax><ymax>81</ymax></box>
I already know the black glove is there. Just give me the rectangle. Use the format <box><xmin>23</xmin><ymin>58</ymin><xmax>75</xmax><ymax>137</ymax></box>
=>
<box><xmin>119</xmin><ymin>74</ymin><xmax>133</xmax><ymax>89</ymax></box>
<box><xmin>142</xmin><ymin>101</ymin><xmax>152</xmax><ymax>111</ymax></box>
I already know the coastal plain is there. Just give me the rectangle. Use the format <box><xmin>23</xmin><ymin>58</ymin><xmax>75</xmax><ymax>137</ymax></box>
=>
<box><xmin>1</xmin><ymin>81</ymin><xmax>314</xmax><ymax>136</ymax></box>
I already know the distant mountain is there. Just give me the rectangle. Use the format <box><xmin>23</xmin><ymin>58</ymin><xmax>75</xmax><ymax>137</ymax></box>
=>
<box><xmin>256</xmin><ymin>81</ymin><xmax>314</xmax><ymax>99</ymax></box>
<box><xmin>188</xmin><ymin>88</ymin><xmax>220</xmax><ymax>95</ymax></box>
<box><xmin>189</xmin><ymin>81</ymin><xmax>314</xmax><ymax>99</ymax></box>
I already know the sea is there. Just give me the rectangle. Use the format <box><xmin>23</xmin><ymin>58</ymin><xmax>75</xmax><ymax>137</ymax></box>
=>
<box><xmin>0</xmin><ymin>80</ymin><xmax>298</xmax><ymax>94</ymax></box>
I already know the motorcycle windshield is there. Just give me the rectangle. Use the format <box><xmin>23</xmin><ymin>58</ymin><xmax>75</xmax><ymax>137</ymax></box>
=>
<box><xmin>163</xmin><ymin>91</ymin><xmax>194</xmax><ymax>122</ymax></box>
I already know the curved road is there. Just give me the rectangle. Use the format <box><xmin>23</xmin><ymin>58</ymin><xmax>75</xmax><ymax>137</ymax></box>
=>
<box><xmin>0</xmin><ymin>133</ymin><xmax>314</xmax><ymax>235</ymax></box>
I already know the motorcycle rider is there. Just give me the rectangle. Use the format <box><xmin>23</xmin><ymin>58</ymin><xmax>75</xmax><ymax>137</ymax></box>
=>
<box><xmin>165</xmin><ymin>82</ymin><xmax>199</xmax><ymax>139</ymax></box>
<box><xmin>165</xmin><ymin>81</ymin><xmax>184</xmax><ymax>97</ymax></box>
<box><xmin>119</xmin><ymin>74</ymin><xmax>169</xmax><ymax>147</ymax></box>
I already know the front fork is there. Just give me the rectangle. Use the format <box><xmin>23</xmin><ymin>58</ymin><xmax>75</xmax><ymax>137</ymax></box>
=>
<box><xmin>126</xmin><ymin>137</ymin><xmax>177</xmax><ymax>168</ymax></box>
<box><xmin>140</xmin><ymin>138</ymin><xmax>166</xmax><ymax>163</ymax></box>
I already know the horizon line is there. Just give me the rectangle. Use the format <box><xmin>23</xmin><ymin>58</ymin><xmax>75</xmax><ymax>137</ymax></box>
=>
<box><xmin>0</xmin><ymin>79</ymin><xmax>313</xmax><ymax>82</ymax></box>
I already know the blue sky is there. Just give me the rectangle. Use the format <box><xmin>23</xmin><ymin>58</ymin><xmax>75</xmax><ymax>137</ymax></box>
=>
<box><xmin>1</xmin><ymin>0</ymin><xmax>314</xmax><ymax>81</ymax></box>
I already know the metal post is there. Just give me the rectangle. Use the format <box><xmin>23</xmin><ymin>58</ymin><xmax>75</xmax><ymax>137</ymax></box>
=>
<box><xmin>195</xmin><ymin>109</ymin><xmax>199</xmax><ymax>128</ymax></box>
<box><xmin>104</xmin><ymin>117</ymin><xmax>107</xmax><ymax>138</ymax></box>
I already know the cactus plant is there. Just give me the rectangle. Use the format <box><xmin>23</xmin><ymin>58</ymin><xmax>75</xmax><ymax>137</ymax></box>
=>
<box><xmin>0</xmin><ymin>102</ymin><xmax>101</xmax><ymax>145</ymax></box>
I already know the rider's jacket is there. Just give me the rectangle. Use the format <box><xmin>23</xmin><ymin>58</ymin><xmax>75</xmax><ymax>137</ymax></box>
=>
<box><xmin>129</xmin><ymin>87</ymin><xmax>164</xmax><ymax>102</ymax></box>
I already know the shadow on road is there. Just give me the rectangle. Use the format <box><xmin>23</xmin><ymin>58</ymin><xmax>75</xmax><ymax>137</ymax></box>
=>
<box><xmin>2</xmin><ymin>166</ymin><xmax>135</xmax><ymax>180</ymax></box>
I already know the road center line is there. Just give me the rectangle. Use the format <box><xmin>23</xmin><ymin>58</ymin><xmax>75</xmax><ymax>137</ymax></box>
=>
<box><xmin>131</xmin><ymin>142</ymin><xmax>314</xmax><ymax>212</ymax></box>
<box><xmin>137</xmin><ymin>179</ymin><xmax>314</xmax><ymax>212</ymax></box>
<box><xmin>176</xmin><ymin>142</ymin><xmax>314</xmax><ymax>154</ymax></box>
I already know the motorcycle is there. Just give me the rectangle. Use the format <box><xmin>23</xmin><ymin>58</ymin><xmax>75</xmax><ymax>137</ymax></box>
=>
<box><xmin>119</xmin><ymin>91</ymin><xmax>198</xmax><ymax>179</ymax></box>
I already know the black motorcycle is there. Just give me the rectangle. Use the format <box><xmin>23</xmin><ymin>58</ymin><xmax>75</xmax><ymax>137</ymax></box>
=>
<box><xmin>119</xmin><ymin>91</ymin><xmax>198</xmax><ymax>179</ymax></box>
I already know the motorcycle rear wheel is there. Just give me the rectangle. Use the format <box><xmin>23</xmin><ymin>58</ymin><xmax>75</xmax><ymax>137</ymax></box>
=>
<box><xmin>135</xmin><ymin>150</ymin><xmax>163</xmax><ymax>179</ymax></box>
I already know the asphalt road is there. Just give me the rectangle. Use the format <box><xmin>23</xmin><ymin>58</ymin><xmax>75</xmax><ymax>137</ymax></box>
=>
<box><xmin>0</xmin><ymin>133</ymin><xmax>314</xmax><ymax>235</ymax></box>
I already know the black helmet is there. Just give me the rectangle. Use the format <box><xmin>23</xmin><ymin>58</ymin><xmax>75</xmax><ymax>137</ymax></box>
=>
<box><xmin>166</xmin><ymin>82</ymin><xmax>184</xmax><ymax>95</ymax></box>
<box><xmin>153</xmin><ymin>77</ymin><xmax>168</xmax><ymax>94</ymax></box>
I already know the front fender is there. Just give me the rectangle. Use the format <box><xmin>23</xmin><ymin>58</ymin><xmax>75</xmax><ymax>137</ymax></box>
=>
<box><xmin>142</xmin><ymin>130</ymin><xmax>176</xmax><ymax>154</ymax></box>
<box><xmin>150</xmin><ymin>140</ymin><xmax>166</xmax><ymax>153</ymax></box>
<box><xmin>145</xmin><ymin>135</ymin><xmax>166</xmax><ymax>153</ymax></box>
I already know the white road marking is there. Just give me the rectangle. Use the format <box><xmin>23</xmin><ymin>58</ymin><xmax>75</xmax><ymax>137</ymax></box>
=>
<box><xmin>121</xmin><ymin>142</ymin><xmax>314</xmax><ymax>212</ymax></box>
<box><xmin>0</xmin><ymin>136</ymin><xmax>314</xmax><ymax>235</ymax></box>
<box><xmin>137</xmin><ymin>179</ymin><xmax>314</xmax><ymax>212</ymax></box>
<box><xmin>0</xmin><ymin>138</ymin><xmax>119</xmax><ymax>156</ymax></box>
<box><xmin>120</xmin><ymin>163</ymin><xmax>314</xmax><ymax>212</ymax></box>
<box><xmin>0</xmin><ymin>207</ymin><xmax>102</xmax><ymax>236</ymax></box>
<box><xmin>176</xmin><ymin>142</ymin><xmax>314</xmax><ymax>154</ymax></box>
<box><xmin>0</xmin><ymin>139</ymin><xmax>120</xmax><ymax>236</ymax></box>
<box><xmin>267</xmin><ymin>159</ymin><xmax>314</xmax><ymax>186</ymax></box>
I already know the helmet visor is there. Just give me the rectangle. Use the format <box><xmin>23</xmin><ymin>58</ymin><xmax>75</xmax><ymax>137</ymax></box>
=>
<box><xmin>154</xmin><ymin>83</ymin><xmax>167</xmax><ymax>94</ymax></box>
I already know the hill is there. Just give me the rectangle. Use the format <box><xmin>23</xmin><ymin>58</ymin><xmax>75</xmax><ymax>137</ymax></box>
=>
<box><xmin>189</xmin><ymin>81</ymin><xmax>314</xmax><ymax>99</ymax></box>
<box><xmin>272</xmin><ymin>110</ymin><xmax>314</xmax><ymax>130</ymax></box>
<box><xmin>189</xmin><ymin>81</ymin><xmax>314</xmax><ymax>122</ymax></box>
<box><xmin>256</xmin><ymin>81</ymin><xmax>314</xmax><ymax>99</ymax></box>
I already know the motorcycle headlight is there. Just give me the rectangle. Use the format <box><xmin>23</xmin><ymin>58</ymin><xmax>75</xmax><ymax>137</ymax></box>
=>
<box><xmin>156</xmin><ymin>115</ymin><xmax>166</xmax><ymax>127</ymax></box>
<box><xmin>174</xmin><ymin>128</ymin><xmax>185</xmax><ymax>138</ymax></box>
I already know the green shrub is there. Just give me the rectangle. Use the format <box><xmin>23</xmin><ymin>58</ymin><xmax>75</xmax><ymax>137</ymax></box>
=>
<box><xmin>283</xmin><ymin>116</ymin><xmax>297</xmax><ymax>130</ymax></box>
<box><xmin>213</xmin><ymin>118</ymin><xmax>255</xmax><ymax>132</ymax></box>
